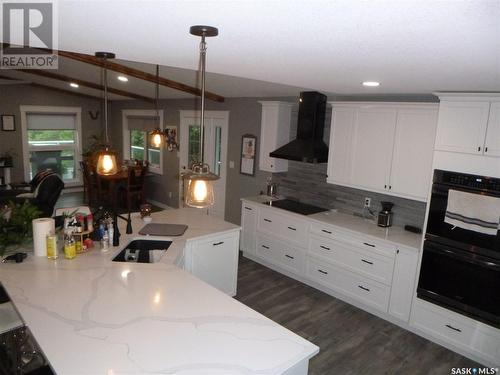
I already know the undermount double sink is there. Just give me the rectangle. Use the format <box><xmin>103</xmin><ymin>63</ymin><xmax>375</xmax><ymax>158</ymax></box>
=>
<box><xmin>112</xmin><ymin>240</ymin><xmax>172</xmax><ymax>263</ymax></box>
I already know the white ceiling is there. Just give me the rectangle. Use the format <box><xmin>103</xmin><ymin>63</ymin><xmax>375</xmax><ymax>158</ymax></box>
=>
<box><xmin>3</xmin><ymin>1</ymin><xmax>500</xmax><ymax>98</ymax></box>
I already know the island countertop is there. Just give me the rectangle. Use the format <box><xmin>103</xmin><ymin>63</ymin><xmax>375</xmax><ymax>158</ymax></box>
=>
<box><xmin>0</xmin><ymin>208</ymin><xmax>319</xmax><ymax>374</ymax></box>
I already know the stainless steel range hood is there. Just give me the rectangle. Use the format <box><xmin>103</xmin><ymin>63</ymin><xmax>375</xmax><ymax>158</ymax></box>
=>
<box><xmin>269</xmin><ymin>91</ymin><xmax>328</xmax><ymax>163</ymax></box>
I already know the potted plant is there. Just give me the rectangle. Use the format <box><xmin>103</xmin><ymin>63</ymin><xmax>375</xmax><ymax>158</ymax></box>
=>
<box><xmin>0</xmin><ymin>201</ymin><xmax>41</xmax><ymax>256</ymax></box>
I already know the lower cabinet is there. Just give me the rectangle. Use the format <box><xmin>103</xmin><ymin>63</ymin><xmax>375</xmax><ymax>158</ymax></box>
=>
<box><xmin>411</xmin><ymin>299</ymin><xmax>500</xmax><ymax>366</ymax></box>
<box><xmin>184</xmin><ymin>230</ymin><xmax>240</xmax><ymax>296</ymax></box>
<box><xmin>240</xmin><ymin>202</ymin><xmax>258</xmax><ymax>255</ymax></box>
<box><xmin>388</xmin><ymin>246</ymin><xmax>419</xmax><ymax>322</ymax></box>
<box><xmin>307</xmin><ymin>256</ymin><xmax>391</xmax><ymax>312</ymax></box>
<box><xmin>256</xmin><ymin>233</ymin><xmax>306</xmax><ymax>275</ymax></box>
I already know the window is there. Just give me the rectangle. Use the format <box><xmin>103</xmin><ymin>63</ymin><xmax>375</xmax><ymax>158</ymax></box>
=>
<box><xmin>20</xmin><ymin>106</ymin><xmax>82</xmax><ymax>186</ymax></box>
<box><xmin>122</xmin><ymin>110</ymin><xmax>163</xmax><ymax>175</ymax></box>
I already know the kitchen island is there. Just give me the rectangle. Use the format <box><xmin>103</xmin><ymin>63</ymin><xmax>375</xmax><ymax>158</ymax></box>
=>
<box><xmin>0</xmin><ymin>208</ymin><xmax>319</xmax><ymax>374</ymax></box>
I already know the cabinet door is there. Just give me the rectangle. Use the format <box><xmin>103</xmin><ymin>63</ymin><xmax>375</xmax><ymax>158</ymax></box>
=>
<box><xmin>350</xmin><ymin>107</ymin><xmax>397</xmax><ymax>192</ymax></box>
<box><xmin>435</xmin><ymin>101</ymin><xmax>490</xmax><ymax>154</ymax></box>
<box><xmin>389</xmin><ymin>108</ymin><xmax>438</xmax><ymax>200</ymax></box>
<box><xmin>240</xmin><ymin>202</ymin><xmax>257</xmax><ymax>254</ymax></box>
<box><xmin>484</xmin><ymin>102</ymin><xmax>500</xmax><ymax>157</ymax></box>
<box><xmin>389</xmin><ymin>247</ymin><xmax>418</xmax><ymax>322</ymax></box>
<box><xmin>327</xmin><ymin>106</ymin><xmax>355</xmax><ymax>185</ymax></box>
<box><xmin>258</xmin><ymin>102</ymin><xmax>291</xmax><ymax>172</ymax></box>
<box><xmin>189</xmin><ymin>232</ymin><xmax>239</xmax><ymax>296</ymax></box>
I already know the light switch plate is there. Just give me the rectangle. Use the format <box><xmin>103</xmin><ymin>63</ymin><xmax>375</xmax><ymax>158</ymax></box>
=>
<box><xmin>229</xmin><ymin>161</ymin><xmax>235</xmax><ymax>169</ymax></box>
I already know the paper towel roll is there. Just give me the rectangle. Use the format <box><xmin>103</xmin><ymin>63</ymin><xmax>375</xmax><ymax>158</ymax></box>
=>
<box><xmin>32</xmin><ymin>218</ymin><xmax>55</xmax><ymax>257</ymax></box>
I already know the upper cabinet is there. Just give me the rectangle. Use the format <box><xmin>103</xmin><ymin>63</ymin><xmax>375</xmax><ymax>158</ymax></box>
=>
<box><xmin>258</xmin><ymin>101</ymin><xmax>292</xmax><ymax>173</ymax></box>
<box><xmin>327</xmin><ymin>103</ymin><xmax>438</xmax><ymax>202</ymax></box>
<box><xmin>434</xmin><ymin>94</ymin><xmax>500</xmax><ymax>157</ymax></box>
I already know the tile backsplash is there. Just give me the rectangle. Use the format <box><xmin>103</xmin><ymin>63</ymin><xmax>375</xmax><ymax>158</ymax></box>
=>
<box><xmin>272</xmin><ymin>161</ymin><xmax>427</xmax><ymax>229</ymax></box>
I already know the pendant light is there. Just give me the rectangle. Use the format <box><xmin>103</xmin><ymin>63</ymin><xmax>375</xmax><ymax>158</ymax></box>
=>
<box><xmin>95</xmin><ymin>51</ymin><xmax>118</xmax><ymax>176</ymax></box>
<box><xmin>183</xmin><ymin>25</ymin><xmax>219</xmax><ymax>208</ymax></box>
<box><xmin>150</xmin><ymin>65</ymin><xmax>164</xmax><ymax>148</ymax></box>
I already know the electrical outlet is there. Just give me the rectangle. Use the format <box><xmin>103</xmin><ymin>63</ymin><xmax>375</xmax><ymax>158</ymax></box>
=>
<box><xmin>364</xmin><ymin>197</ymin><xmax>371</xmax><ymax>208</ymax></box>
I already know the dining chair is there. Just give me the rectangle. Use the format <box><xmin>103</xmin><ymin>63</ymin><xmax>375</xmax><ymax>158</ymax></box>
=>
<box><xmin>122</xmin><ymin>165</ymin><xmax>147</xmax><ymax>212</ymax></box>
<box><xmin>81</xmin><ymin>161</ymin><xmax>99</xmax><ymax>207</ymax></box>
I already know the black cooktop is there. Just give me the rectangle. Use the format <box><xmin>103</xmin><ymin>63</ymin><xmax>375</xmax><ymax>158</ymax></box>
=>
<box><xmin>263</xmin><ymin>199</ymin><xmax>328</xmax><ymax>215</ymax></box>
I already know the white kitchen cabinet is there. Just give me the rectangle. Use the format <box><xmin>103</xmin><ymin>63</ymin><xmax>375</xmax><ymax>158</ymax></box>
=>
<box><xmin>350</xmin><ymin>107</ymin><xmax>397</xmax><ymax>192</ymax></box>
<box><xmin>411</xmin><ymin>299</ymin><xmax>500</xmax><ymax>366</ymax></box>
<box><xmin>240</xmin><ymin>202</ymin><xmax>257</xmax><ymax>255</ymax></box>
<box><xmin>434</xmin><ymin>100</ymin><xmax>490</xmax><ymax>155</ymax></box>
<box><xmin>388</xmin><ymin>246</ymin><xmax>419</xmax><ymax>322</ymax></box>
<box><xmin>258</xmin><ymin>101</ymin><xmax>293</xmax><ymax>172</ymax></box>
<box><xmin>327</xmin><ymin>103</ymin><xmax>438</xmax><ymax>201</ymax></box>
<box><xmin>258</xmin><ymin>207</ymin><xmax>310</xmax><ymax>248</ymax></box>
<box><xmin>389</xmin><ymin>108</ymin><xmax>438</xmax><ymax>199</ymax></box>
<box><xmin>185</xmin><ymin>231</ymin><xmax>240</xmax><ymax>296</ymax></box>
<box><xmin>484</xmin><ymin>102</ymin><xmax>500</xmax><ymax>157</ymax></box>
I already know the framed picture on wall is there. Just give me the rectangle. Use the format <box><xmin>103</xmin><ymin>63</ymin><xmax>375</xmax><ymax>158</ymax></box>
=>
<box><xmin>240</xmin><ymin>134</ymin><xmax>257</xmax><ymax>176</ymax></box>
<box><xmin>165</xmin><ymin>126</ymin><xmax>178</xmax><ymax>151</ymax></box>
<box><xmin>1</xmin><ymin>115</ymin><xmax>15</xmax><ymax>131</ymax></box>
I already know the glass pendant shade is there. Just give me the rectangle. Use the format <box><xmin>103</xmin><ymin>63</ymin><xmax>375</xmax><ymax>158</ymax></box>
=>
<box><xmin>183</xmin><ymin>163</ymin><xmax>218</xmax><ymax>208</ymax></box>
<box><xmin>96</xmin><ymin>147</ymin><xmax>118</xmax><ymax>176</ymax></box>
<box><xmin>151</xmin><ymin>129</ymin><xmax>164</xmax><ymax>148</ymax></box>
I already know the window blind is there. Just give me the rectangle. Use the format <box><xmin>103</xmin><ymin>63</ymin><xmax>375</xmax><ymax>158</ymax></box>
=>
<box><xmin>127</xmin><ymin>116</ymin><xmax>159</xmax><ymax>132</ymax></box>
<box><xmin>27</xmin><ymin>114</ymin><xmax>76</xmax><ymax>130</ymax></box>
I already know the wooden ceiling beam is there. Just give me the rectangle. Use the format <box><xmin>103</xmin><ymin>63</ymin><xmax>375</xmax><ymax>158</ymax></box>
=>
<box><xmin>57</xmin><ymin>50</ymin><xmax>225</xmax><ymax>103</ymax></box>
<box><xmin>14</xmin><ymin>69</ymin><xmax>155</xmax><ymax>102</ymax></box>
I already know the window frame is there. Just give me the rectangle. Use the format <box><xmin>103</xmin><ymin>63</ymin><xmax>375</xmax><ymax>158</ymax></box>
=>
<box><xmin>122</xmin><ymin>109</ymin><xmax>164</xmax><ymax>175</ymax></box>
<box><xmin>20</xmin><ymin>105</ymin><xmax>83</xmax><ymax>187</ymax></box>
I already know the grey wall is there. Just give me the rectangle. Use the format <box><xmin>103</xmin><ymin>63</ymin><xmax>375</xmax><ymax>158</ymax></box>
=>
<box><xmin>0</xmin><ymin>85</ymin><xmax>102</xmax><ymax>183</ymax></box>
<box><xmin>109</xmin><ymin>97</ymin><xmax>275</xmax><ymax>221</ymax></box>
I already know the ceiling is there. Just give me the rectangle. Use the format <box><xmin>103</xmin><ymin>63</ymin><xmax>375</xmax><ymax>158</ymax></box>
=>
<box><xmin>2</xmin><ymin>1</ymin><xmax>500</xmax><ymax>99</ymax></box>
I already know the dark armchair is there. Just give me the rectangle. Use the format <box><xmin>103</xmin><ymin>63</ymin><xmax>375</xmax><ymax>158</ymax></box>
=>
<box><xmin>0</xmin><ymin>171</ymin><xmax>64</xmax><ymax>217</ymax></box>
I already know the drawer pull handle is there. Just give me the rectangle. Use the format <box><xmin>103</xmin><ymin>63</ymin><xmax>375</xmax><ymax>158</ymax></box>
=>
<box><xmin>358</xmin><ymin>285</ymin><xmax>370</xmax><ymax>292</ymax></box>
<box><xmin>363</xmin><ymin>242</ymin><xmax>375</xmax><ymax>248</ymax></box>
<box><xmin>213</xmin><ymin>241</ymin><xmax>224</xmax><ymax>246</ymax></box>
<box><xmin>244</xmin><ymin>206</ymin><xmax>253</xmax><ymax>211</ymax></box>
<box><xmin>320</xmin><ymin>245</ymin><xmax>331</xmax><ymax>251</ymax></box>
<box><xmin>321</xmin><ymin>229</ymin><xmax>332</xmax><ymax>234</ymax></box>
<box><xmin>261</xmin><ymin>245</ymin><xmax>270</xmax><ymax>249</ymax></box>
<box><xmin>264</xmin><ymin>218</ymin><xmax>272</xmax><ymax>223</ymax></box>
<box><xmin>285</xmin><ymin>254</ymin><xmax>294</xmax><ymax>259</ymax></box>
<box><xmin>445</xmin><ymin>324</ymin><xmax>462</xmax><ymax>333</ymax></box>
<box><xmin>361</xmin><ymin>259</ymin><xmax>374</xmax><ymax>265</ymax></box>
<box><xmin>318</xmin><ymin>269</ymin><xmax>328</xmax><ymax>275</ymax></box>
<box><xmin>287</xmin><ymin>226</ymin><xmax>297</xmax><ymax>231</ymax></box>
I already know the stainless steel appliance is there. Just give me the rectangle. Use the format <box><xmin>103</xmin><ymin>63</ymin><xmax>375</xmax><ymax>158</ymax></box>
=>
<box><xmin>266</xmin><ymin>182</ymin><xmax>279</xmax><ymax>197</ymax></box>
<box><xmin>377</xmin><ymin>201</ymin><xmax>393</xmax><ymax>227</ymax></box>
<box><xmin>417</xmin><ymin>169</ymin><xmax>500</xmax><ymax>328</ymax></box>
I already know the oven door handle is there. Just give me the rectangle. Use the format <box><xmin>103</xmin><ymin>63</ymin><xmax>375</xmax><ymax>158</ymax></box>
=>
<box><xmin>424</xmin><ymin>241</ymin><xmax>500</xmax><ymax>271</ymax></box>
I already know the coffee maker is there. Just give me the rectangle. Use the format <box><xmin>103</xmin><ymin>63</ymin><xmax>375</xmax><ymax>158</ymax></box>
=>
<box><xmin>377</xmin><ymin>201</ymin><xmax>394</xmax><ymax>227</ymax></box>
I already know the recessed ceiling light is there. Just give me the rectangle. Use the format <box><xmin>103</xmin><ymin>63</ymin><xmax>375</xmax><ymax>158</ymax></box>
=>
<box><xmin>117</xmin><ymin>75</ymin><xmax>128</xmax><ymax>82</ymax></box>
<box><xmin>69</xmin><ymin>82</ymin><xmax>79</xmax><ymax>88</ymax></box>
<box><xmin>362</xmin><ymin>81</ymin><xmax>380</xmax><ymax>87</ymax></box>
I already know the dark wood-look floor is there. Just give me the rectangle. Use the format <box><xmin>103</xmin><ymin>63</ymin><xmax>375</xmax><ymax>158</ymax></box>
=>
<box><xmin>235</xmin><ymin>254</ymin><xmax>479</xmax><ymax>375</ymax></box>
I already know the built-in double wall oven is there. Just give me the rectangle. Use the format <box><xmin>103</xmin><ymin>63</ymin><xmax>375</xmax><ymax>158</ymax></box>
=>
<box><xmin>418</xmin><ymin>169</ymin><xmax>500</xmax><ymax>328</ymax></box>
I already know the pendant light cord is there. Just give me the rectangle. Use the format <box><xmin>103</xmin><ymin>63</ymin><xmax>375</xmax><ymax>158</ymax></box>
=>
<box><xmin>156</xmin><ymin>64</ymin><xmax>160</xmax><ymax>126</ymax></box>
<box><xmin>103</xmin><ymin>57</ymin><xmax>109</xmax><ymax>144</ymax></box>
<box><xmin>199</xmin><ymin>35</ymin><xmax>207</xmax><ymax>165</ymax></box>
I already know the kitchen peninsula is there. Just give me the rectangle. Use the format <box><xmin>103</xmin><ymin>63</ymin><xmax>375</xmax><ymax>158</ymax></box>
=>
<box><xmin>0</xmin><ymin>208</ymin><xmax>319</xmax><ymax>374</ymax></box>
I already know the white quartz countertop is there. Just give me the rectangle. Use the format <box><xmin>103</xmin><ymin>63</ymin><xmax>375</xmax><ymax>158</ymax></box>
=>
<box><xmin>0</xmin><ymin>208</ymin><xmax>318</xmax><ymax>374</ymax></box>
<box><xmin>242</xmin><ymin>196</ymin><xmax>423</xmax><ymax>250</ymax></box>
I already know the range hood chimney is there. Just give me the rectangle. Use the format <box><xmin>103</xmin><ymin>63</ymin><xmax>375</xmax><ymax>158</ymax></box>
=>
<box><xmin>269</xmin><ymin>91</ymin><xmax>328</xmax><ymax>163</ymax></box>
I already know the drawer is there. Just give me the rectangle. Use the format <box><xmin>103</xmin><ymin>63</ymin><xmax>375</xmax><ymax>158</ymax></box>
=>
<box><xmin>256</xmin><ymin>234</ymin><xmax>306</xmax><ymax>274</ymax></box>
<box><xmin>411</xmin><ymin>299</ymin><xmax>500</xmax><ymax>364</ymax></box>
<box><xmin>310</xmin><ymin>222</ymin><xmax>396</xmax><ymax>258</ymax></box>
<box><xmin>258</xmin><ymin>209</ymin><xmax>309</xmax><ymax>247</ymax></box>
<box><xmin>309</xmin><ymin>235</ymin><xmax>394</xmax><ymax>285</ymax></box>
<box><xmin>307</xmin><ymin>256</ymin><xmax>390</xmax><ymax>312</ymax></box>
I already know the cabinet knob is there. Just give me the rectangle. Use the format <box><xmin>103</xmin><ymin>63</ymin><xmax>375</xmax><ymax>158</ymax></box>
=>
<box><xmin>389</xmin><ymin>185</ymin><xmax>392</xmax><ymax>190</ymax></box>
<box><xmin>485</xmin><ymin>147</ymin><xmax>488</xmax><ymax>152</ymax></box>
<box><xmin>478</xmin><ymin>146</ymin><xmax>481</xmax><ymax>152</ymax></box>
<box><xmin>384</xmin><ymin>184</ymin><xmax>387</xmax><ymax>189</ymax></box>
